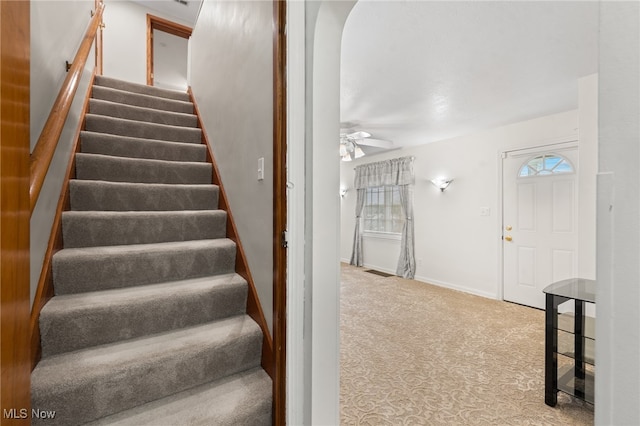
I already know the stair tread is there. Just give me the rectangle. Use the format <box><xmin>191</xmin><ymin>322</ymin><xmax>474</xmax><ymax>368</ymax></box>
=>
<box><xmin>32</xmin><ymin>316</ymin><xmax>262</xmax><ymax>425</ymax></box>
<box><xmin>91</xmin><ymin>85</ymin><xmax>194</xmax><ymax>114</ymax></box>
<box><xmin>40</xmin><ymin>274</ymin><xmax>248</xmax><ymax>356</ymax></box>
<box><xmin>75</xmin><ymin>152</ymin><xmax>212</xmax><ymax>185</ymax></box>
<box><xmin>54</xmin><ymin>238</ymin><xmax>235</xmax><ymax>260</ymax></box>
<box><xmin>52</xmin><ymin>239</ymin><xmax>237</xmax><ymax>294</ymax></box>
<box><xmin>80</xmin><ymin>131</ymin><xmax>207</xmax><ymax>162</ymax></box>
<box><xmin>68</xmin><ymin>180</ymin><xmax>219</xmax><ymax>211</ymax></box>
<box><xmin>32</xmin><ymin>315</ymin><xmax>260</xmax><ymax>389</ymax></box>
<box><xmin>94</xmin><ymin>75</ymin><xmax>190</xmax><ymax>102</ymax></box>
<box><xmin>42</xmin><ymin>273</ymin><xmax>245</xmax><ymax>314</ymax></box>
<box><xmin>85</xmin><ymin>368</ymin><xmax>271</xmax><ymax>426</ymax></box>
<box><xmin>85</xmin><ymin>114</ymin><xmax>202</xmax><ymax>144</ymax></box>
<box><xmin>62</xmin><ymin>210</ymin><xmax>227</xmax><ymax>248</ymax></box>
<box><xmin>89</xmin><ymin>98</ymin><xmax>198</xmax><ymax>128</ymax></box>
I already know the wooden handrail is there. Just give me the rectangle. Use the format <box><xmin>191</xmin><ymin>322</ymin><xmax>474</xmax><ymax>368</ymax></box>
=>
<box><xmin>29</xmin><ymin>2</ymin><xmax>104</xmax><ymax>212</ymax></box>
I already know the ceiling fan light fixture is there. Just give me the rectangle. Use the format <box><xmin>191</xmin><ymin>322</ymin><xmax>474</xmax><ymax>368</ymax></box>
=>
<box><xmin>341</xmin><ymin>153</ymin><xmax>353</xmax><ymax>162</ymax></box>
<box><xmin>354</xmin><ymin>145</ymin><xmax>365</xmax><ymax>159</ymax></box>
<box><xmin>339</xmin><ymin>143</ymin><xmax>348</xmax><ymax>157</ymax></box>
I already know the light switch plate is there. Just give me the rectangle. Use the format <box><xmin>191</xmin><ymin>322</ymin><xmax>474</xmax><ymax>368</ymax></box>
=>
<box><xmin>258</xmin><ymin>157</ymin><xmax>264</xmax><ymax>181</ymax></box>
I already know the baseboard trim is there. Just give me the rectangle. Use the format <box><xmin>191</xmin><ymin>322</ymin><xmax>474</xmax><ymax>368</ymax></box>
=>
<box><xmin>342</xmin><ymin>260</ymin><xmax>498</xmax><ymax>300</ymax></box>
<box><xmin>413</xmin><ymin>274</ymin><xmax>498</xmax><ymax>300</ymax></box>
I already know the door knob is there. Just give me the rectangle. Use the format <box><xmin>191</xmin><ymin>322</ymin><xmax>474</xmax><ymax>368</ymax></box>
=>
<box><xmin>506</xmin><ymin>225</ymin><xmax>512</xmax><ymax>231</ymax></box>
<box><xmin>505</xmin><ymin>235</ymin><xmax>513</xmax><ymax>242</ymax></box>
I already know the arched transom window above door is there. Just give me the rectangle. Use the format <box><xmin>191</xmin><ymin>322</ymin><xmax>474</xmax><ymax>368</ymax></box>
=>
<box><xmin>518</xmin><ymin>153</ymin><xmax>575</xmax><ymax>177</ymax></box>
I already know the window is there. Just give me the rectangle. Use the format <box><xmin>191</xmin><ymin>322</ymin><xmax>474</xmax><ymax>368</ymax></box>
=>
<box><xmin>518</xmin><ymin>153</ymin><xmax>574</xmax><ymax>177</ymax></box>
<box><xmin>363</xmin><ymin>186</ymin><xmax>404</xmax><ymax>234</ymax></box>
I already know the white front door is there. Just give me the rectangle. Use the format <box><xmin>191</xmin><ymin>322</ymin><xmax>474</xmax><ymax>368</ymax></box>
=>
<box><xmin>503</xmin><ymin>146</ymin><xmax>579</xmax><ymax>309</ymax></box>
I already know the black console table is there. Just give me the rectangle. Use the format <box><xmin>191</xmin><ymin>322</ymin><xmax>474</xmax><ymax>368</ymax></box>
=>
<box><xmin>543</xmin><ymin>278</ymin><xmax>595</xmax><ymax>407</ymax></box>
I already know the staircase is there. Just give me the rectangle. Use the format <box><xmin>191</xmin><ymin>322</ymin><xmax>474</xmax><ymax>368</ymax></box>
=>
<box><xmin>31</xmin><ymin>76</ymin><xmax>272</xmax><ymax>425</ymax></box>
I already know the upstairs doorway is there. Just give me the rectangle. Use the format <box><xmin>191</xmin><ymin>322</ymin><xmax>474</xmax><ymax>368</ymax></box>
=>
<box><xmin>146</xmin><ymin>14</ymin><xmax>192</xmax><ymax>91</ymax></box>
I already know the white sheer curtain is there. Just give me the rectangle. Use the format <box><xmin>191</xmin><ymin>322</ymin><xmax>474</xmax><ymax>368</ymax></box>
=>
<box><xmin>350</xmin><ymin>156</ymin><xmax>415</xmax><ymax>277</ymax></box>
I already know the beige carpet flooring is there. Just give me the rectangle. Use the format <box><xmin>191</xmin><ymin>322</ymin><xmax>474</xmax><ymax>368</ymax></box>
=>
<box><xmin>340</xmin><ymin>263</ymin><xmax>594</xmax><ymax>425</ymax></box>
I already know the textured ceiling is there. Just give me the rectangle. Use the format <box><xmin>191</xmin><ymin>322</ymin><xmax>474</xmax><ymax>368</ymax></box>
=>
<box><xmin>341</xmin><ymin>1</ymin><xmax>599</xmax><ymax>150</ymax></box>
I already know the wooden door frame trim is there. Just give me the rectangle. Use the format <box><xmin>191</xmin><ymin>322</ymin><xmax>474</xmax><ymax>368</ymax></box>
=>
<box><xmin>272</xmin><ymin>0</ymin><xmax>287</xmax><ymax>424</ymax></box>
<box><xmin>0</xmin><ymin>0</ymin><xmax>31</xmax><ymax>419</ymax></box>
<box><xmin>146</xmin><ymin>14</ymin><xmax>192</xmax><ymax>86</ymax></box>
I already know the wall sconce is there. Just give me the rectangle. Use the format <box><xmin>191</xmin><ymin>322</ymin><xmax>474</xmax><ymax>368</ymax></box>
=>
<box><xmin>340</xmin><ymin>187</ymin><xmax>349</xmax><ymax>197</ymax></box>
<box><xmin>430</xmin><ymin>177</ymin><xmax>453</xmax><ymax>192</ymax></box>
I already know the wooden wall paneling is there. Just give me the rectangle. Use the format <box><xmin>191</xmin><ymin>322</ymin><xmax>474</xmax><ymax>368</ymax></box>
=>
<box><xmin>272</xmin><ymin>0</ymin><xmax>287</xmax><ymax>424</ymax></box>
<box><xmin>0</xmin><ymin>0</ymin><xmax>32</xmax><ymax>422</ymax></box>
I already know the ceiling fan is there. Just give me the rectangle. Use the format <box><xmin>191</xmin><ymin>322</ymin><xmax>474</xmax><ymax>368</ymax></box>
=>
<box><xmin>339</xmin><ymin>131</ymin><xmax>394</xmax><ymax>162</ymax></box>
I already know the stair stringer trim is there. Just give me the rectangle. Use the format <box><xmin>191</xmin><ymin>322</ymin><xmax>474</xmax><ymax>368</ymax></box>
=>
<box><xmin>29</xmin><ymin>69</ymin><xmax>97</xmax><ymax>371</ymax></box>
<box><xmin>188</xmin><ymin>87</ymin><xmax>275</xmax><ymax>379</ymax></box>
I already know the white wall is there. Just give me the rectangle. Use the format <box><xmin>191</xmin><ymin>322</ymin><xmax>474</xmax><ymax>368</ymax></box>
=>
<box><xmin>304</xmin><ymin>1</ymin><xmax>357</xmax><ymax>424</ymax></box>
<box><xmin>102</xmin><ymin>0</ymin><xmax>191</xmax><ymax>85</ymax></box>
<box><xmin>30</xmin><ymin>0</ymin><xmax>96</xmax><ymax>304</ymax></box>
<box><xmin>189</xmin><ymin>0</ymin><xmax>274</xmax><ymax>334</ymax></box>
<box><xmin>341</xmin><ymin>108</ymin><xmax>594</xmax><ymax>299</ymax></box>
<box><xmin>577</xmin><ymin>74</ymin><xmax>598</xmax><ymax>280</ymax></box>
<box><xmin>31</xmin><ymin>0</ymin><xmax>94</xmax><ymax>151</ymax></box>
<box><xmin>596</xmin><ymin>2</ymin><xmax>640</xmax><ymax>424</ymax></box>
<box><xmin>153</xmin><ymin>30</ymin><xmax>188</xmax><ymax>91</ymax></box>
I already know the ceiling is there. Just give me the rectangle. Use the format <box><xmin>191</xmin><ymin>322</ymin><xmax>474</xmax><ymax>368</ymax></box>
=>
<box><xmin>341</xmin><ymin>0</ymin><xmax>599</xmax><ymax>153</ymax></box>
<box><xmin>130</xmin><ymin>0</ymin><xmax>202</xmax><ymax>26</ymax></box>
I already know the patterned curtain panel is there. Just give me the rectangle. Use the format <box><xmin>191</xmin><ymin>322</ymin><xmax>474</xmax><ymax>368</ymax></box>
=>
<box><xmin>350</xmin><ymin>156</ymin><xmax>416</xmax><ymax>276</ymax></box>
<box><xmin>350</xmin><ymin>188</ymin><xmax>366</xmax><ymax>267</ymax></box>
<box><xmin>396</xmin><ymin>184</ymin><xmax>416</xmax><ymax>279</ymax></box>
<box><xmin>354</xmin><ymin>156</ymin><xmax>415</xmax><ymax>189</ymax></box>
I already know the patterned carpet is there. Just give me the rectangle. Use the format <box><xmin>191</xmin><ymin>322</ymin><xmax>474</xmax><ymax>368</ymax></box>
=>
<box><xmin>340</xmin><ymin>263</ymin><xmax>594</xmax><ymax>425</ymax></box>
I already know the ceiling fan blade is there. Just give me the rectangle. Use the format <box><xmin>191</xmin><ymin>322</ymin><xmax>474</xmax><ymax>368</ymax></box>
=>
<box><xmin>349</xmin><ymin>131</ymin><xmax>371</xmax><ymax>139</ymax></box>
<box><xmin>357</xmin><ymin>138</ymin><xmax>395</xmax><ymax>149</ymax></box>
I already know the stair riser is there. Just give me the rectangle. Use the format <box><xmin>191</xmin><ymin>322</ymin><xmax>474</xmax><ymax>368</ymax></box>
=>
<box><xmin>75</xmin><ymin>154</ymin><xmax>212</xmax><ymax>185</ymax></box>
<box><xmin>80</xmin><ymin>132</ymin><xmax>207</xmax><ymax>163</ymax></box>
<box><xmin>89</xmin><ymin>99</ymin><xmax>198</xmax><ymax>128</ymax></box>
<box><xmin>32</xmin><ymin>325</ymin><xmax>262</xmax><ymax>426</ymax></box>
<box><xmin>92</xmin><ymin>86</ymin><xmax>194</xmax><ymax>114</ymax></box>
<box><xmin>62</xmin><ymin>211</ymin><xmax>227</xmax><ymax>248</ymax></box>
<box><xmin>40</xmin><ymin>280</ymin><xmax>248</xmax><ymax>356</ymax></box>
<box><xmin>85</xmin><ymin>114</ymin><xmax>202</xmax><ymax>144</ymax></box>
<box><xmin>53</xmin><ymin>241</ymin><xmax>237</xmax><ymax>295</ymax></box>
<box><xmin>83</xmin><ymin>369</ymin><xmax>272</xmax><ymax>426</ymax></box>
<box><xmin>94</xmin><ymin>75</ymin><xmax>191</xmax><ymax>102</ymax></box>
<box><xmin>69</xmin><ymin>181</ymin><xmax>219</xmax><ymax>211</ymax></box>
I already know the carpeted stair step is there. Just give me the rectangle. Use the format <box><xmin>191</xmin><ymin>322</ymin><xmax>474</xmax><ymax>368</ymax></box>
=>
<box><xmin>92</xmin><ymin>85</ymin><xmax>194</xmax><ymax>114</ymax></box>
<box><xmin>89</xmin><ymin>99</ymin><xmax>198</xmax><ymax>128</ymax></box>
<box><xmin>85</xmin><ymin>114</ymin><xmax>202</xmax><ymax>144</ymax></box>
<box><xmin>31</xmin><ymin>315</ymin><xmax>263</xmax><ymax>426</ymax></box>
<box><xmin>75</xmin><ymin>153</ymin><xmax>212</xmax><ymax>184</ymax></box>
<box><xmin>80</xmin><ymin>131</ymin><xmax>207</xmax><ymax>162</ymax></box>
<box><xmin>94</xmin><ymin>75</ymin><xmax>191</xmax><ymax>102</ymax></box>
<box><xmin>84</xmin><ymin>368</ymin><xmax>272</xmax><ymax>426</ymax></box>
<box><xmin>62</xmin><ymin>210</ymin><xmax>227</xmax><ymax>248</ymax></box>
<box><xmin>52</xmin><ymin>239</ymin><xmax>236</xmax><ymax>295</ymax></box>
<box><xmin>69</xmin><ymin>180</ymin><xmax>219</xmax><ymax>211</ymax></box>
<box><xmin>39</xmin><ymin>273</ymin><xmax>248</xmax><ymax>356</ymax></box>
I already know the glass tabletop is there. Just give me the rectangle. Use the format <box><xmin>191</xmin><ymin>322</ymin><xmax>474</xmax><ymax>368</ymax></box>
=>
<box><xmin>543</xmin><ymin>278</ymin><xmax>596</xmax><ymax>303</ymax></box>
